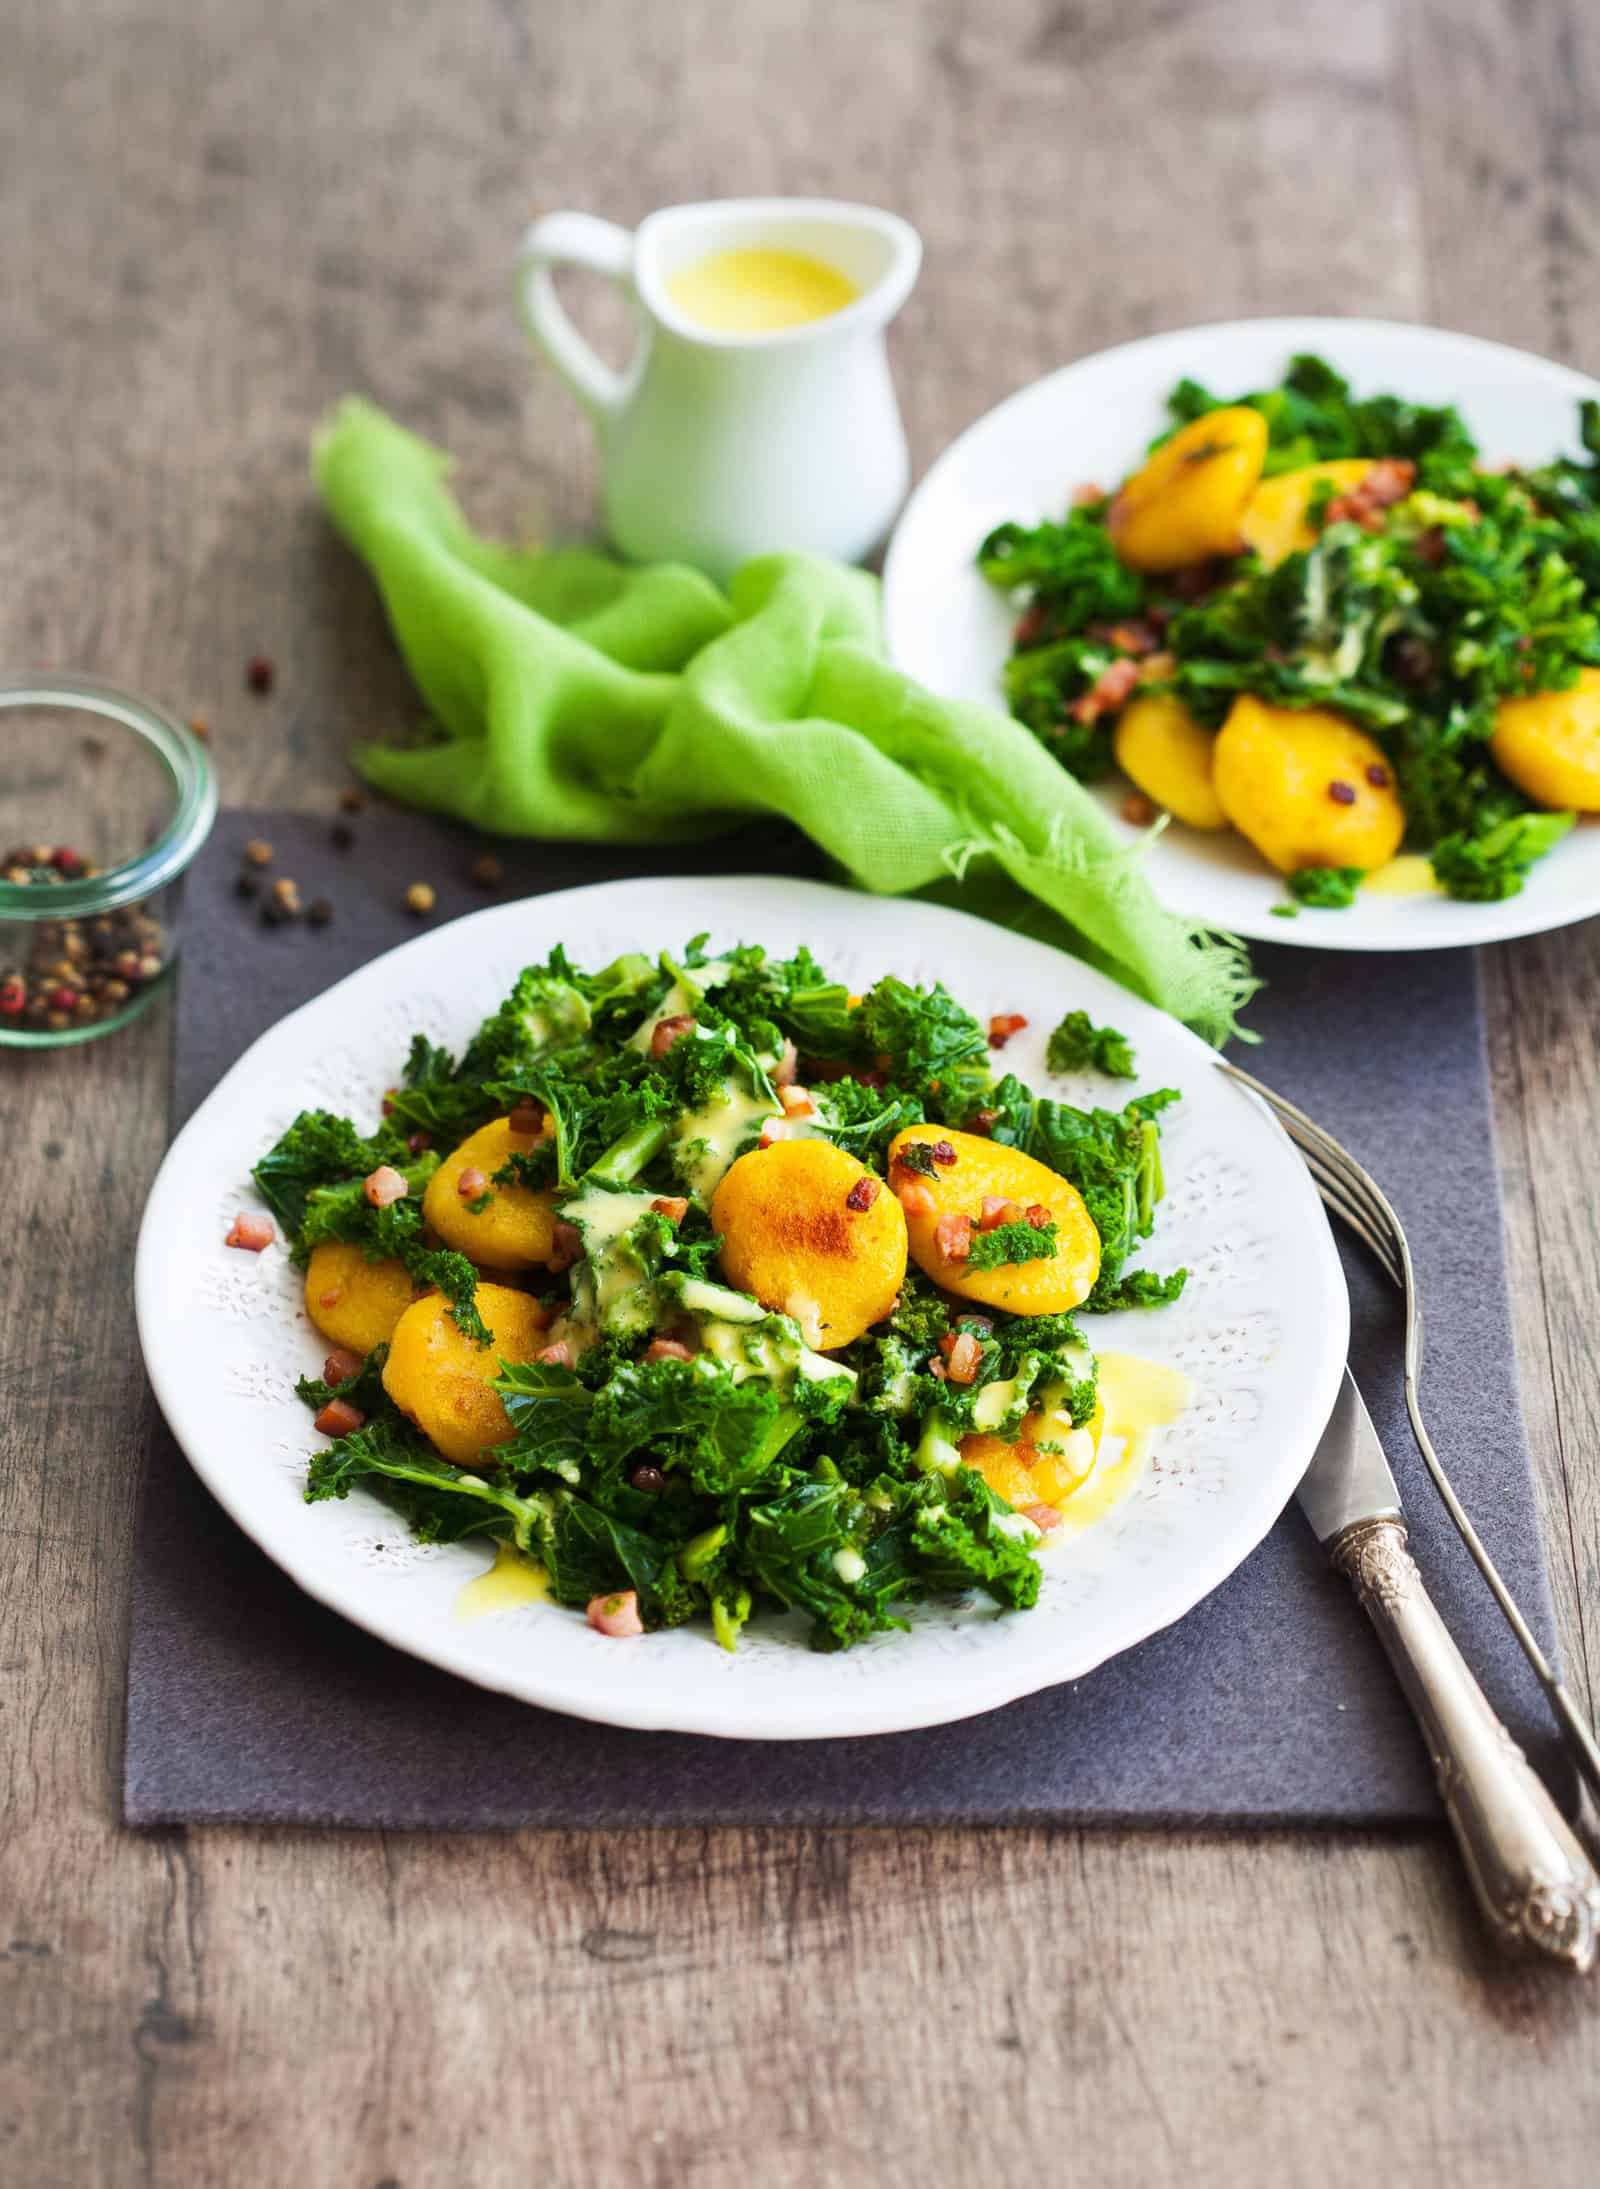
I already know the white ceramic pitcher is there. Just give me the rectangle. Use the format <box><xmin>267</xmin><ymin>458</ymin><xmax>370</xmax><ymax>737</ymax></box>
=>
<box><xmin>517</xmin><ymin>198</ymin><xmax>922</xmax><ymax>580</ymax></box>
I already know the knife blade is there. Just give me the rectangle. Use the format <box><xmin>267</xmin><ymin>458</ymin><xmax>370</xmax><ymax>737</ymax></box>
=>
<box><xmin>1295</xmin><ymin>1364</ymin><xmax>1600</xmax><ymax>1973</ymax></box>
<box><xmin>1295</xmin><ymin>1366</ymin><xmax>1403</xmax><ymax>1544</ymax></box>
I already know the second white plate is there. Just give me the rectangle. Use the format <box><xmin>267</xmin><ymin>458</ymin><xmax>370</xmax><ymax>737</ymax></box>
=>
<box><xmin>884</xmin><ymin>316</ymin><xmax>1600</xmax><ymax>950</ymax></box>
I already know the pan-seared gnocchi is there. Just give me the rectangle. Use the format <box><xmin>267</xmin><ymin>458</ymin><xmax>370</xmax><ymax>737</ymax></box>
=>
<box><xmin>304</xmin><ymin>1243</ymin><xmax>416</xmax><ymax>1355</ymax></box>
<box><xmin>382</xmin><ymin>1283</ymin><xmax>553</xmax><ymax>1465</ymax></box>
<box><xmin>423</xmin><ymin>1115</ymin><xmax>560</xmax><ymax>1270</ymax></box>
<box><xmin>887</xmin><ymin>1125</ymin><xmax>1100</xmax><ymax>1316</ymax></box>
<box><xmin>711</xmin><ymin>1137</ymin><xmax>907</xmax><ymax>1351</ymax></box>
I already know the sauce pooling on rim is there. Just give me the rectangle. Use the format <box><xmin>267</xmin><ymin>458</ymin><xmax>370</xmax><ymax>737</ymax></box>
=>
<box><xmin>1048</xmin><ymin>1351</ymin><xmax>1191</xmax><ymax>1541</ymax></box>
<box><xmin>454</xmin><ymin>1540</ymin><xmax>549</xmax><ymax>1621</ymax></box>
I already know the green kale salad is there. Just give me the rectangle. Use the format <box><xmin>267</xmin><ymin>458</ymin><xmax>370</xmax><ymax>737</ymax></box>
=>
<box><xmin>247</xmin><ymin>941</ymin><xmax>1186</xmax><ymax>1652</ymax></box>
<box><xmin>978</xmin><ymin>353</ymin><xmax>1600</xmax><ymax>908</ymax></box>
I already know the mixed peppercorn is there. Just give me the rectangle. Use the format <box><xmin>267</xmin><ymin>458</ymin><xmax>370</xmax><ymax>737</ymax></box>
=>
<box><xmin>0</xmin><ymin>843</ymin><xmax>168</xmax><ymax>1034</ymax></box>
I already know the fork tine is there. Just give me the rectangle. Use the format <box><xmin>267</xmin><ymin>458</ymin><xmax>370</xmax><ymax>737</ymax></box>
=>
<box><xmin>1278</xmin><ymin>1120</ymin><xmax>1400</xmax><ymax>1260</ymax></box>
<box><xmin>1277</xmin><ymin>1121</ymin><xmax>1406</xmax><ymax>1270</ymax></box>
<box><xmin>1298</xmin><ymin>1153</ymin><xmax>1404</xmax><ymax>1287</ymax></box>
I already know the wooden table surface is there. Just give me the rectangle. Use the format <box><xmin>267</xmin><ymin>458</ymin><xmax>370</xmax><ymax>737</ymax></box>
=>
<box><xmin>5</xmin><ymin>1</ymin><xmax>1600</xmax><ymax>2181</ymax></box>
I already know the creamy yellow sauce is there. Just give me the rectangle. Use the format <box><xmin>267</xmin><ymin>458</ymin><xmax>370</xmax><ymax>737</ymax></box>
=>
<box><xmin>454</xmin><ymin>1539</ymin><xmax>549</xmax><ymax>1621</ymax></box>
<box><xmin>666</xmin><ymin>247</ymin><xmax>856</xmax><ymax>333</ymax></box>
<box><xmin>1049</xmin><ymin>1350</ymin><xmax>1191</xmax><ymax>1541</ymax></box>
<box><xmin>1361</xmin><ymin>853</ymin><xmax>1442</xmax><ymax>899</ymax></box>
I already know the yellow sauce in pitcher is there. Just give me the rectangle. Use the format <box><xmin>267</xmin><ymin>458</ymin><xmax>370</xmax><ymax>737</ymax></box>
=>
<box><xmin>666</xmin><ymin>247</ymin><xmax>856</xmax><ymax>333</ymax></box>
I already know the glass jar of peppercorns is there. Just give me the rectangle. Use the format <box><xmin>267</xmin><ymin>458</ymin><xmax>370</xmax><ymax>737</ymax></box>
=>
<box><xmin>0</xmin><ymin>675</ymin><xmax>215</xmax><ymax>1047</ymax></box>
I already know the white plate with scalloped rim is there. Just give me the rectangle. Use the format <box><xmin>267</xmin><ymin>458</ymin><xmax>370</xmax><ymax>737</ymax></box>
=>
<box><xmin>883</xmin><ymin>317</ymin><xmax>1600</xmax><ymax>950</ymax></box>
<box><xmin>136</xmin><ymin>874</ymin><xmax>1347</xmax><ymax>1739</ymax></box>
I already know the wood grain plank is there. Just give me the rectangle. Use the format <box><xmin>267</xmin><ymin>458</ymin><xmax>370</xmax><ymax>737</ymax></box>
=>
<box><xmin>2</xmin><ymin>3</ymin><xmax>1598</xmax><ymax>2185</ymax></box>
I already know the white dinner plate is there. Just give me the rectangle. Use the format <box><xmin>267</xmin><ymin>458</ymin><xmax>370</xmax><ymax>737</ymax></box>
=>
<box><xmin>136</xmin><ymin>875</ymin><xmax>1347</xmax><ymax>1738</ymax></box>
<box><xmin>883</xmin><ymin>317</ymin><xmax>1600</xmax><ymax>950</ymax></box>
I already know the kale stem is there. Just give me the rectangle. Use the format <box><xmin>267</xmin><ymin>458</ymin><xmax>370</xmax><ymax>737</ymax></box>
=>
<box><xmin>584</xmin><ymin>1118</ymin><xmax>669</xmax><ymax>1187</ymax></box>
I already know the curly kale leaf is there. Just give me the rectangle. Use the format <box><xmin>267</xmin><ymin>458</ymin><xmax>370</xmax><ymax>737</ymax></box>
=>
<box><xmin>1045</xmin><ymin>1009</ymin><xmax>1137</xmax><ymax>1079</ymax></box>
<box><xmin>307</xmin><ymin>1418</ymin><xmax>543</xmax><ymax>1547</ymax></box>
<box><xmin>1287</xmin><ymin>865</ymin><xmax>1365</xmax><ymax>909</ymax></box>
<box><xmin>497</xmin><ymin>1354</ymin><xmax>808</xmax><ymax>1499</ymax></box>
<box><xmin>811</xmin><ymin>1079</ymin><xmax>926</xmax><ymax>1166</ymax></box>
<box><xmin>966</xmin><ymin>1220</ymin><xmax>1059</xmax><ymax>1272</ymax></box>
<box><xmin>977</xmin><ymin>506</ymin><xmax>1147</xmax><ymax>629</ymax></box>
<box><xmin>1030</xmin><ymin>1090</ymin><xmax>1185</xmax><ymax>1311</ymax></box>
<box><xmin>1430</xmin><ymin>811</ymin><xmax>1575</xmax><ymax>901</ymax></box>
<box><xmin>306</xmin><ymin>1417</ymin><xmax>697</xmax><ymax>1625</ymax></box>
<box><xmin>1166</xmin><ymin>353</ymin><xmax>1479</xmax><ymax>478</ymax></box>
<box><xmin>854</xmin><ymin>977</ymin><xmax>992</xmax><ymax>1106</ymax></box>
<box><xmin>252</xmin><ymin>1109</ymin><xmax>406</xmax><ymax>1238</ymax></box>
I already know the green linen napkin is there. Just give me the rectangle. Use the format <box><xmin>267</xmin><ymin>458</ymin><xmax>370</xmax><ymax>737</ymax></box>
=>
<box><xmin>313</xmin><ymin>400</ymin><xmax>1254</xmax><ymax>1041</ymax></box>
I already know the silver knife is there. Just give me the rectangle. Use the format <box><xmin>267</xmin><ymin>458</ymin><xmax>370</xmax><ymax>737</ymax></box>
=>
<box><xmin>1299</xmin><ymin>1369</ymin><xmax>1600</xmax><ymax>1973</ymax></box>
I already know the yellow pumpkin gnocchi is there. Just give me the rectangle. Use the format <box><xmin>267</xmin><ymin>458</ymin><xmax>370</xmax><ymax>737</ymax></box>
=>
<box><xmin>1238</xmin><ymin>459</ymin><xmax>1373</xmax><ymax>567</ymax></box>
<box><xmin>382</xmin><ymin>1282</ymin><xmax>552</xmax><ymax>1466</ymax></box>
<box><xmin>1212</xmin><ymin>694</ymin><xmax>1406</xmax><ymax>876</ymax></box>
<box><xmin>1107</xmin><ymin>407</ymin><xmax>1269</xmax><ymax>572</ymax></box>
<box><xmin>422</xmin><ymin>1115</ymin><xmax>560</xmax><ymax>1271</ymax></box>
<box><xmin>304</xmin><ymin>1243</ymin><xmax>416</xmax><ymax>1356</ymax></box>
<box><xmin>961</xmin><ymin>1400</ymin><xmax>1105</xmax><ymax>1513</ymax></box>
<box><xmin>711</xmin><ymin>1137</ymin><xmax>908</xmax><ymax>1351</ymax></box>
<box><xmin>887</xmin><ymin>1126</ymin><xmax>1100</xmax><ymax>1316</ymax></box>
<box><xmin>1491</xmin><ymin>666</ymin><xmax>1600</xmax><ymax>811</ymax></box>
<box><xmin>1113</xmin><ymin>692</ymin><xmax>1229</xmax><ymax>830</ymax></box>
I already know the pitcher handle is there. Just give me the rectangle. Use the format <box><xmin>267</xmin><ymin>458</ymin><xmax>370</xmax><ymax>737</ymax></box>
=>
<box><xmin>517</xmin><ymin>212</ymin><xmax>642</xmax><ymax>423</ymax></box>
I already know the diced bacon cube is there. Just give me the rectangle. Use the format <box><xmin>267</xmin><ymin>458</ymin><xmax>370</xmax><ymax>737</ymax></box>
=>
<box><xmin>587</xmin><ymin>1590</ymin><xmax>645</xmax><ymax>1637</ymax></box>
<box><xmin>987</xmin><ymin>1013</ymin><xmax>1029</xmax><ymax>1050</ymax></box>
<box><xmin>944</xmin><ymin>1331</ymin><xmax>983</xmax><ymax>1384</ymax></box>
<box><xmin>650</xmin><ymin>1196</ymin><xmax>689</xmax><ymax>1224</ymax></box>
<box><xmin>644</xmin><ymin>1336</ymin><xmax>695</xmax><ymax>1363</ymax></box>
<box><xmin>1026</xmin><ymin>1203</ymin><xmax>1053</xmax><ymax>1229</ymax></box>
<box><xmin>1023</xmin><ymin>1502</ymin><xmax>1063</xmax><ymax>1533</ymax></box>
<box><xmin>650</xmin><ymin>1013</ymin><xmax>694</xmax><ymax>1059</ymax></box>
<box><xmin>224</xmin><ymin>1212</ymin><xmax>274</xmax><ymax>1253</ymax></box>
<box><xmin>456</xmin><ymin>1167</ymin><xmax>487</xmax><ymax>1199</ymax></box>
<box><xmin>844</xmin><ymin>1176</ymin><xmax>880</xmax><ymax>1212</ymax></box>
<box><xmin>322</xmin><ymin>1348</ymin><xmax>364</xmax><ymax>1384</ymax></box>
<box><xmin>758</xmin><ymin>1119</ymin><xmax>790</xmax><ymax>1148</ymax></box>
<box><xmin>779</xmin><ymin>1084</ymin><xmax>815</xmax><ymax>1117</ymax></box>
<box><xmin>507</xmin><ymin>1097</ymin><xmax>543</xmax><ymax>1138</ymax></box>
<box><xmin>935</xmin><ymin>1212</ymin><xmax>973</xmax><ymax>1263</ymax></box>
<box><xmin>363</xmin><ymin>1165</ymin><xmax>408</xmax><ymax>1208</ymax></box>
<box><xmin>980</xmin><ymin>1196</ymin><xmax>1024</xmax><ymax>1231</ymax></box>
<box><xmin>314</xmin><ymin>1397</ymin><xmax>365</xmax><ymax>1437</ymax></box>
<box><xmin>537</xmin><ymin>1339</ymin><xmax>574</xmax><ymax>1368</ymax></box>
<box><xmin>773</xmin><ymin>1038</ymin><xmax>799</xmax><ymax>1088</ymax></box>
<box><xmin>548</xmin><ymin>1221</ymin><xmax>583</xmax><ymax>1272</ymax></box>
<box><xmin>896</xmin><ymin>1180</ymin><xmax>936</xmax><ymax>1218</ymax></box>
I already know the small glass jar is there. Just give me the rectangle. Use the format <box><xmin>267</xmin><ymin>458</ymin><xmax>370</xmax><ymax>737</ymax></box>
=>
<box><xmin>0</xmin><ymin>675</ymin><xmax>216</xmax><ymax>1047</ymax></box>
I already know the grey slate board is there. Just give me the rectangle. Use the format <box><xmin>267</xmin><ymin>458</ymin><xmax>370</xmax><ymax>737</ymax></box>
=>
<box><xmin>124</xmin><ymin>810</ymin><xmax>1568</xmax><ymax>1828</ymax></box>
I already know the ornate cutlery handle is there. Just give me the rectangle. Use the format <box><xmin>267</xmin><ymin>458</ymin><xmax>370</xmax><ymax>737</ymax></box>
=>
<box><xmin>1331</xmin><ymin>1515</ymin><xmax>1600</xmax><ymax>1972</ymax></box>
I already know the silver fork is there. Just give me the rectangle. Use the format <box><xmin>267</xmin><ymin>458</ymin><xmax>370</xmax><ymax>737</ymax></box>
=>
<box><xmin>1218</xmin><ymin>1058</ymin><xmax>1600</xmax><ymax>1810</ymax></box>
